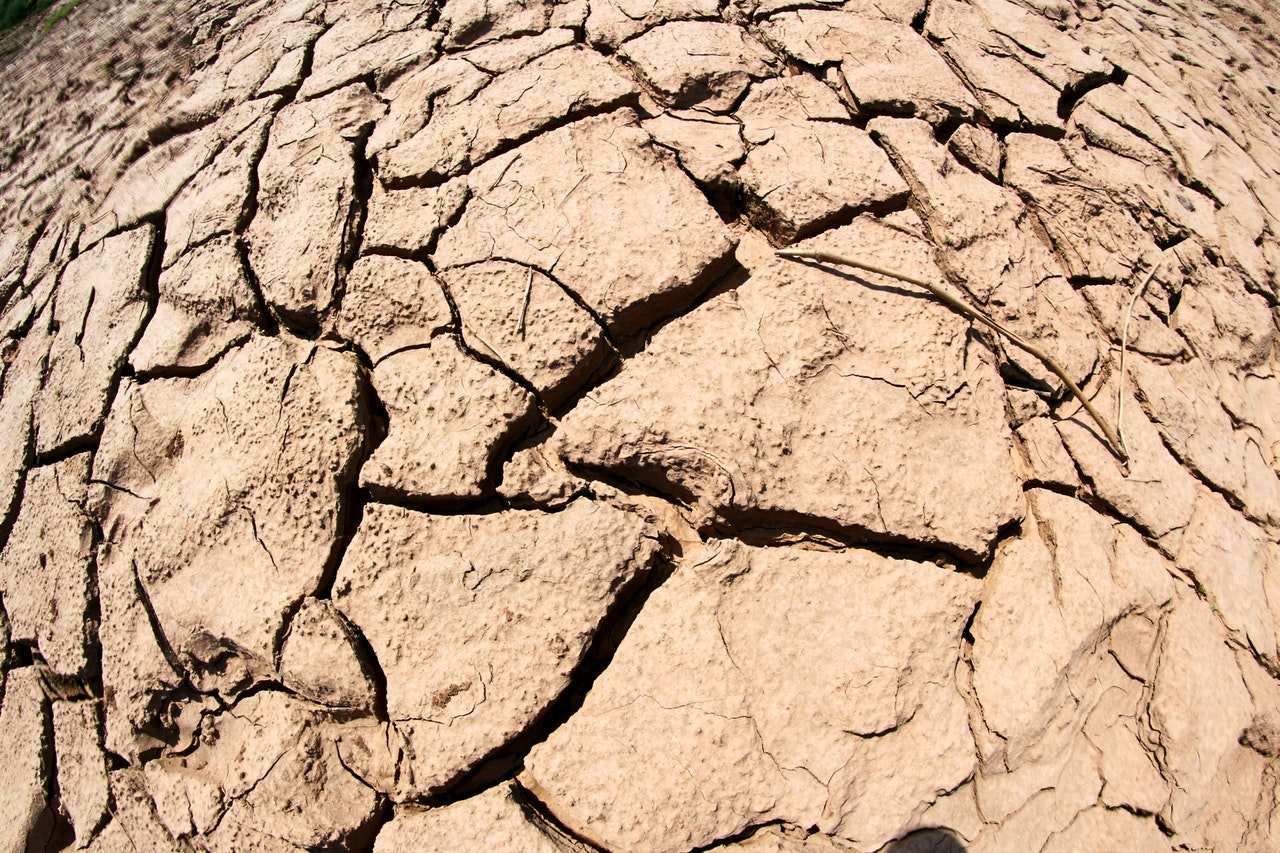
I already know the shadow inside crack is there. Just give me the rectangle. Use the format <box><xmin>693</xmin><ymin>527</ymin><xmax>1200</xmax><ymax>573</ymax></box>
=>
<box><xmin>885</xmin><ymin>828</ymin><xmax>968</xmax><ymax>853</ymax></box>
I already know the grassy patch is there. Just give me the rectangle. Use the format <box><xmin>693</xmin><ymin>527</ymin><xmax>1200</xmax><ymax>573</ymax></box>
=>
<box><xmin>39</xmin><ymin>0</ymin><xmax>82</xmax><ymax>32</ymax></box>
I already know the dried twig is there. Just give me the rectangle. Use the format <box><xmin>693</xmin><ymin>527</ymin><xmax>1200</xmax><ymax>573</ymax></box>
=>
<box><xmin>1026</xmin><ymin>164</ymin><xmax>1107</xmax><ymax>192</ymax></box>
<box><xmin>1116</xmin><ymin>249</ymin><xmax>1177</xmax><ymax>460</ymax></box>
<box><xmin>777</xmin><ymin>248</ymin><xmax>1129</xmax><ymax>465</ymax></box>
<box><xmin>517</xmin><ymin>266</ymin><xmax>533</xmax><ymax>339</ymax></box>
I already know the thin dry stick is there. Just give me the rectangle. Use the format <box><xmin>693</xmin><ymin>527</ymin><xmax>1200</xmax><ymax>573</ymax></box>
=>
<box><xmin>777</xmin><ymin>248</ymin><xmax>1129</xmax><ymax>464</ymax></box>
<box><xmin>517</xmin><ymin>266</ymin><xmax>533</xmax><ymax>339</ymax></box>
<box><xmin>1116</xmin><ymin>262</ymin><xmax>1163</xmax><ymax>461</ymax></box>
<box><xmin>1116</xmin><ymin>248</ymin><xmax>1178</xmax><ymax>460</ymax></box>
<box><xmin>1026</xmin><ymin>164</ymin><xmax>1107</xmax><ymax>192</ymax></box>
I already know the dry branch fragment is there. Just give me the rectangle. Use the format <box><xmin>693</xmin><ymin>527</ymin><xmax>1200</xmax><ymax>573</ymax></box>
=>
<box><xmin>778</xmin><ymin>248</ymin><xmax>1129</xmax><ymax>465</ymax></box>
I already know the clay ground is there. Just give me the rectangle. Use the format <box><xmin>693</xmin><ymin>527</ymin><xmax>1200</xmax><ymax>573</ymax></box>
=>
<box><xmin>2</xmin><ymin>0</ymin><xmax>1280</xmax><ymax>850</ymax></box>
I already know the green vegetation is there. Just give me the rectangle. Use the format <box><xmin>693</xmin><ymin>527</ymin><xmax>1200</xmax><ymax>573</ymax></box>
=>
<box><xmin>0</xmin><ymin>0</ymin><xmax>56</xmax><ymax>32</ymax></box>
<box><xmin>40</xmin><ymin>0</ymin><xmax>83</xmax><ymax>32</ymax></box>
<box><xmin>0</xmin><ymin>0</ymin><xmax>83</xmax><ymax>62</ymax></box>
<box><xmin>0</xmin><ymin>0</ymin><xmax>82</xmax><ymax>34</ymax></box>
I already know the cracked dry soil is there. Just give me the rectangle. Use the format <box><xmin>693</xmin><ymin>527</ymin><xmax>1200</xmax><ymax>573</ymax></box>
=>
<box><xmin>2</xmin><ymin>0</ymin><xmax>1280</xmax><ymax>850</ymax></box>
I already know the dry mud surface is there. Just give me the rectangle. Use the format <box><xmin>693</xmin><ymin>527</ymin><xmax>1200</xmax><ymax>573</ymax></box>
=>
<box><xmin>2</xmin><ymin>0</ymin><xmax>1280</xmax><ymax>850</ymax></box>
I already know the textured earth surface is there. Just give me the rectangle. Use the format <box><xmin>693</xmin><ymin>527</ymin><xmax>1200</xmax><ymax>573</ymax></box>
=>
<box><xmin>2</xmin><ymin>0</ymin><xmax>1280</xmax><ymax>850</ymax></box>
